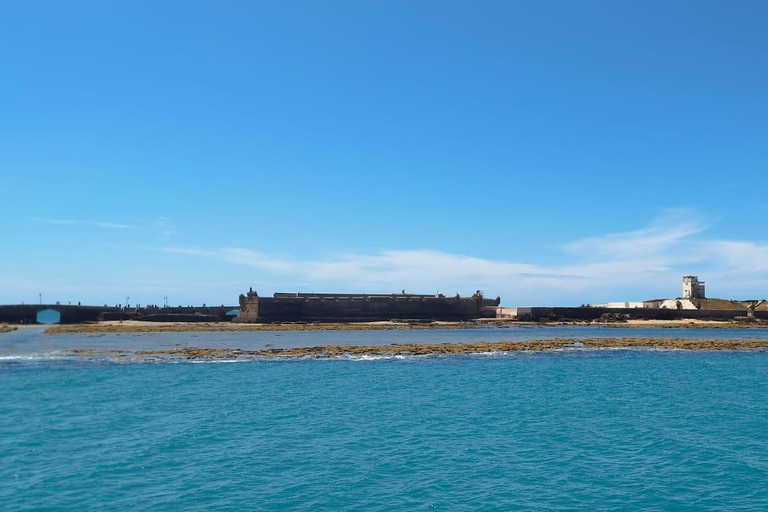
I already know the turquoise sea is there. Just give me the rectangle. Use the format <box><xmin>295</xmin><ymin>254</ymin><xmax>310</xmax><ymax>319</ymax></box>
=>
<box><xmin>2</xmin><ymin>328</ymin><xmax>768</xmax><ymax>510</ymax></box>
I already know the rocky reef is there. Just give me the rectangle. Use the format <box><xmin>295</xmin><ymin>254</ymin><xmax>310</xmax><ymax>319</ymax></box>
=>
<box><xmin>62</xmin><ymin>338</ymin><xmax>768</xmax><ymax>362</ymax></box>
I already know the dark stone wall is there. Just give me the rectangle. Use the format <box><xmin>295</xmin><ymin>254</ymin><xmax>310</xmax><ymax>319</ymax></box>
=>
<box><xmin>0</xmin><ymin>305</ymin><xmax>116</xmax><ymax>324</ymax></box>
<box><xmin>137</xmin><ymin>314</ymin><xmax>224</xmax><ymax>322</ymax></box>
<box><xmin>133</xmin><ymin>306</ymin><xmax>237</xmax><ymax>317</ymax></box>
<box><xmin>0</xmin><ymin>305</ymin><xmax>238</xmax><ymax>324</ymax></box>
<box><xmin>241</xmin><ymin>295</ymin><xmax>499</xmax><ymax>322</ymax></box>
<box><xmin>522</xmin><ymin>307</ymin><xmax>768</xmax><ymax>322</ymax></box>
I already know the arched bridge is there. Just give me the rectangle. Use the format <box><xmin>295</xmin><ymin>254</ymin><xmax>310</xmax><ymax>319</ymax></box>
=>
<box><xmin>0</xmin><ymin>305</ymin><xmax>117</xmax><ymax>324</ymax></box>
<box><xmin>0</xmin><ymin>305</ymin><xmax>239</xmax><ymax>324</ymax></box>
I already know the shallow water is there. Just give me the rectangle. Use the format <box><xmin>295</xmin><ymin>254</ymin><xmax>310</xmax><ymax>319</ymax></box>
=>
<box><xmin>2</xmin><ymin>349</ymin><xmax>767</xmax><ymax>510</ymax></box>
<box><xmin>3</xmin><ymin>325</ymin><xmax>768</xmax><ymax>362</ymax></box>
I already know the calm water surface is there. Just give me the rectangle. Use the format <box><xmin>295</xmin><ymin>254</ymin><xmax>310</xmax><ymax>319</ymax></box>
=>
<box><xmin>3</xmin><ymin>325</ymin><xmax>768</xmax><ymax>360</ymax></box>
<box><xmin>2</xmin><ymin>328</ymin><xmax>768</xmax><ymax>510</ymax></box>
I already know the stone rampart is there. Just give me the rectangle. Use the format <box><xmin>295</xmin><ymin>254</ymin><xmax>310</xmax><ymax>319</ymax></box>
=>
<box><xmin>236</xmin><ymin>292</ymin><xmax>500</xmax><ymax>322</ymax></box>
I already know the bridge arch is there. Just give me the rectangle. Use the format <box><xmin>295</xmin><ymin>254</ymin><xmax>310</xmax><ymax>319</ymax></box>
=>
<box><xmin>36</xmin><ymin>309</ymin><xmax>62</xmax><ymax>324</ymax></box>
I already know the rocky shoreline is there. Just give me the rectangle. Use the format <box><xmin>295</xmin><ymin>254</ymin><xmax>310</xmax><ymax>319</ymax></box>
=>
<box><xmin>0</xmin><ymin>325</ymin><xmax>17</xmax><ymax>334</ymax></box>
<box><xmin>61</xmin><ymin>337</ymin><xmax>768</xmax><ymax>361</ymax></box>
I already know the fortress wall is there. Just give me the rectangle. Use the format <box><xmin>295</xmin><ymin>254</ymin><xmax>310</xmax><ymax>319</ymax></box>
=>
<box><xmin>245</xmin><ymin>296</ymin><xmax>497</xmax><ymax>322</ymax></box>
<box><xmin>137</xmin><ymin>314</ymin><xmax>225</xmax><ymax>322</ymax></box>
<box><xmin>133</xmin><ymin>306</ymin><xmax>237</xmax><ymax>317</ymax></box>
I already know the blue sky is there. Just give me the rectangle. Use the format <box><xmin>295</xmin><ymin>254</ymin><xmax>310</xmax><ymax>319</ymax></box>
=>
<box><xmin>1</xmin><ymin>1</ymin><xmax>767</xmax><ymax>306</ymax></box>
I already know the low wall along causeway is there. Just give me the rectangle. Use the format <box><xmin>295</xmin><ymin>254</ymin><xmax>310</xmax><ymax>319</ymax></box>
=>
<box><xmin>0</xmin><ymin>305</ymin><xmax>239</xmax><ymax>324</ymax></box>
<box><xmin>517</xmin><ymin>307</ymin><xmax>768</xmax><ymax>322</ymax></box>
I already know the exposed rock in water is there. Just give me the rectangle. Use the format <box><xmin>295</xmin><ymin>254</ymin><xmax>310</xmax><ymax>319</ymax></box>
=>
<box><xmin>63</xmin><ymin>338</ymin><xmax>768</xmax><ymax>361</ymax></box>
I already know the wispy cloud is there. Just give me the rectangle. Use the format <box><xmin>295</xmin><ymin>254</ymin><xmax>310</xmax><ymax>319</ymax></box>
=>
<box><xmin>158</xmin><ymin>209</ymin><xmax>768</xmax><ymax>303</ymax></box>
<box><xmin>163</xmin><ymin>247</ymin><xmax>295</xmax><ymax>273</ymax></box>
<box><xmin>565</xmin><ymin>208</ymin><xmax>706</xmax><ymax>259</ymax></box>
<box><xmin>30</xmin><ymin>217</ymin><xmax>135</xmax><ymax>229</ymax></box>
<box><xmin>29</xmin><ymin>217</ymin><xmax>77</xmax><ymax>225</ymax></box>
<box><xmin>698</xmin><ymin>241</ymin><xmax>768</xmax><ymax>273</ymax></box>
<box><xmin>12</xmin><ymin>209</ymin><xmax>768</xmax><ymax>305</ymax></box>
<box><xmin>89</xmin><ymin>221</ymin><xmax>134</xmax><ymax>229</ymax></box>
<box><xmin>154</xmin><ymin>217</ymin><xmax>181</xmax><ymax>241</ymax></box>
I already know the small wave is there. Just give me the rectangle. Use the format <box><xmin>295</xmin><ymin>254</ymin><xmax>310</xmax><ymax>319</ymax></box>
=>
<box><xmin>343</xmin><ymin>354</ymin><xmax>400</xmax><ymax>361</ymax></box>
<box><xmin>0</xmin><ymin>355</ymin><xmax>40</xmax><ymax>361</ymax></box>
<box><xmin>0</xmin><ymin>353</ymin><xmax>67</xmax><ymax>361</ymax></box>
<box><xmin>187</xmin><ymin>359</ymin><xmax>248</xmax><ymax>364</ymax></box>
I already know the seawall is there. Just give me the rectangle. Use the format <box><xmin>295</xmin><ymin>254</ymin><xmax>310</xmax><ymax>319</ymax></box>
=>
<box><xmin>515</xmin><ymin>307</ymin><xmax>768</xmax><ymax>322</ymax></box>
<box><xmin>237</xmin><ymin>293</ymin><xmax>500</xmax><ymax>322</ymax></box>
<box><xmin>0</xmin><ymin>305</ymin><xmax>239</xmax><ymax>324</ymax></box>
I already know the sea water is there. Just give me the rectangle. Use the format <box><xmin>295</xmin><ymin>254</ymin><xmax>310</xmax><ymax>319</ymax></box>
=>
<box><xmin>2</xmin><ymin>332</ymin><xmax>768</xmax><ymax>510</ymax></box>
<box><xmin>5</xmin><ymin>325</ymin><xmax>768</xmax><ymax>359</ymax></box>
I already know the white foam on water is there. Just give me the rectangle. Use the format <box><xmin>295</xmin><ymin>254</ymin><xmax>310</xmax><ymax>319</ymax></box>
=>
<box><xmin>187</xmin><ymin>359</ymin><xmax>247</xmax><ymax>364</ymax></box>
<box><xmin>0</xmin><ymin>353</ymin><xmax>67</xmax><ymax>361</ymax></box>
<box><xmin>474</xmin><ymin>350</ymin><xmax>514</xmax><ymax>357</ymax></box>
<box><xmin>0</xmin><ymin>355</ymin><xmax>38</xmax><ymax>361</ymax></box>
<box><xmin>348</xmin><ymin>354</ymin><xmax>399</xmax><ymax>361</ymax></box>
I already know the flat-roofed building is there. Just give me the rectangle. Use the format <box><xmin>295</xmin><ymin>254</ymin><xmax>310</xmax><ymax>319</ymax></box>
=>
<box><xmin>683</xmin><ymin>276</ymin><xmax>706</xmax><ymax>299</ymax></box>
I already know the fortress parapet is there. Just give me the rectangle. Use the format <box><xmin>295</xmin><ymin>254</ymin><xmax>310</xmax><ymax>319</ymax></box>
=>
<box><xmin>235</xmin><ymin>289</ymin><xmax>500</xmax><ymax>323</ymax></box>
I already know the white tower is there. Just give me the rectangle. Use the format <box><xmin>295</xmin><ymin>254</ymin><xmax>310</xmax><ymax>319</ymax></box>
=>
<box><xmin>682</xmin><ymin>276</ymin><xmax>705</xmax><ymax>299</ymax></box>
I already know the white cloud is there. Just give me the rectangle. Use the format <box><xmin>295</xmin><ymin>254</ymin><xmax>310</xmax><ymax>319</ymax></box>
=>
<box><xmin>154</xmin><ymin>217</ymin><xmax>181</xmax><ymax>241</ymax></box>
<box><xmin>158</xmin><ymin>209</ymin><xmax>768</xmax><ymax>303</ymax></box>
<box><xmin>163</xmin><ymin>247</ymin><xmax>296</xmax><ymax>273</ymax></box>
<box><xmin>699</xmin><ymin>241</ymin><xmax>768</xmax><ymax>273</ymax></box>
<box><xmin>17</xmin><ymin>209</ymin><xmax>765</xmax><ymax>305</ymax></box>
<box><xmin>565</xmin><ymin>208</ymin><xmax>706</xmax><ymax>259</ymax></box>
<box><xmin>87</xmin><ymin>221</ymin><xmax>134</xmax><ymax>229</ymax></box>
<box><xmin>30</xmin><ymin>217</ymin><xmax>134</xmax><ymax>229</ymax></box>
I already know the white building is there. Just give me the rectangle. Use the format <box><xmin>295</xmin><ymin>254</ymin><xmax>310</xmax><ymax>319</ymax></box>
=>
<box><xmin>597</xmin><ymin>302</ymin><xmax>647</xmax><ymax>309</ymax></box>
<box><xmin>682</xmin><ymin>276</ymin><xmax>705</xmax><ymax>299</ymax></box>
<box><xmin>497</xmin><ymin>307</ymin><xmax>531</xmax><ymax>318</ymax></box>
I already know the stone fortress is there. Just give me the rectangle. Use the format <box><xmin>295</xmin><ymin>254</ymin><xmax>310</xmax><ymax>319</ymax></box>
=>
<box><xmin>235</xmin><ymin>288</ymin><xmax>501</xmax><ymax>323</ymax></box>
<box><xmin>1</xmin><ymin>276</ymin><xmax>764</xmax><ymax>325</ymax></box>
